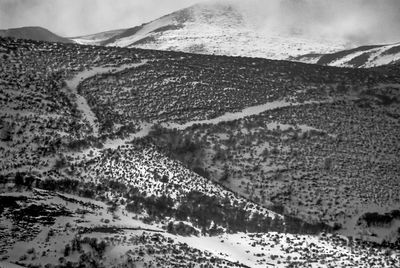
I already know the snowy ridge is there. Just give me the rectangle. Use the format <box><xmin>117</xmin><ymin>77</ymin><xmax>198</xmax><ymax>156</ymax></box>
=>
<box><xmin>108</xmin><ymin>14</ymin><xmax>178</xmax><ymax>48</ymax></box>
<box><xmin>294</xmin><ymin>42</ymin><xmax>400</xmax><ymax>68</ymax></box>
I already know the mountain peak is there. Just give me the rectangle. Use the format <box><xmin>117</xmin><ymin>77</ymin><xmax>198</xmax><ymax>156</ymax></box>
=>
<box><xmin>158</xmin><ymin>1</ymin><xmax>244</xmax><ymax>28</ymax></box>
<box><xmin>73</xmin><ymin>1</ymin><xmax>345</xmax><ymax>59</ymax></box>
<box><xmin>71</xmin><ymin>0</ymin><xmax>399</xmax><ymax>66</ymax></box>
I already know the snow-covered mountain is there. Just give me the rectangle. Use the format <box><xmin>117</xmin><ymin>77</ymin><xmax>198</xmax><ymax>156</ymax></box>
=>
<box><xmin>0</xmin><ymin>26</ymin><xmax>72</xmax><ymax>43</ymax></box>
<box><xmin>295</xmin><ymin>42</ymin><xmax>400</xmax><ymax>68</ymax></box>
<box><xmin>7</xmin><ymin>2</ymin><xmax>399</xmax><ymax>68</ymax></box>
<box><xmin>73</xmin><ymin>2</ymin><xmax>348</xmax><ymax>60</ymax></box>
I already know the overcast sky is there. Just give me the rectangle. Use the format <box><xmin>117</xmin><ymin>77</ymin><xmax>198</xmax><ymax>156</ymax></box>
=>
<box><xmin>0</xmin><ymin>0</ymin><xmax>200</xmax><ymax>36</ymax></box>
<box><xmin>1</xmin><ymin>0</ymin><xmax>400</xmax><ymax>45</ymax></box>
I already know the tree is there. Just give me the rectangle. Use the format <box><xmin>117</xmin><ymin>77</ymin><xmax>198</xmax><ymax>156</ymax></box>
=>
<box><xmin>167</xmin><ymin>221</ymin><xmax>175</xmax><ymax>234</ymax></box>
<box><xmin>64</xmin><ymin>244</ymin><xmax>71</xmax><ymax>257</ymax></box>
<box><xmin>261</xmin><ymin>147</ymin><xmax>269</xmax><ymax>157</ymax></box>
<box><xmin>107</xmin><ymin>201</ymin><xmax>119</xmax><ymax>214</ymax></box>
<box><xmin>324</xmin><ymin>157</ymin><xmax>333</xmax><ymax>171</ymax></box>
<box><xmin>219</xmin><ymin>165</ymin><xmax>230</xmax><ymax>182</ymax></box>
<box><xmin>96</xmin><ymin>240</ymin><xmax>107</xmax><ymax>255</ymax></box>
<box><xmin>214</xmin><ymin>147</ymin><xmax>227</xmax><ymax>161</ymax></box>
<box><xmin>14</xmin><ymin>172</ymin><xmax>24</xmax><ymax>186</ymax></box>
<box><xmin>54</xmin><ymin>156</ymin><xmax>67</xmax><ymax>170</ymax></box>
<box><xmin>0</xmin><ymin>123</ymin><xmax>12</xmax><ymax>141</ymax></box>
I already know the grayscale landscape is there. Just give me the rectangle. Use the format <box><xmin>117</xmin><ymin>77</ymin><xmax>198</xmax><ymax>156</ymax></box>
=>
<box><xmin>0</xmin><ymin>0</ymin><xmax>399</xmax><ymax>267</ymax></box>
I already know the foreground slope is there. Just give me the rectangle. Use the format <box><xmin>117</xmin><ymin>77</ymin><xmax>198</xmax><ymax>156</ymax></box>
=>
<box><xmin>1</xmin><ymin>189</ymin><xmax>397</xmax><ymax>267</ymax></box>
<box><xmin>1</xmin><ymin>36</ymin><xmax>400</xmax><ymax>267</ymax></box>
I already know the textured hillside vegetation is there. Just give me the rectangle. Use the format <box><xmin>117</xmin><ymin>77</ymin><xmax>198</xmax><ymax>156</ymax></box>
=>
<box><xmin>1</xmin><ymin>36</ymin><xmax>400</xmax><ymax>267</ymax></box>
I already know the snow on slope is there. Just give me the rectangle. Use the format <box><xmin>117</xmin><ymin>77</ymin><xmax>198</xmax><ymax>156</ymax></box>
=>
<box><xmin>1</xmin><ymin>189</ymin><xmax>399</xmax><ymax>268</ymax></box>
<box><xmin>71</xmin><ymin>29</ymin><xmax>126</xmax><ymax>46</ymax></box>
<box><xmin>135</xmin><ymin>23</ymin><xmax>344</xmax><ymax>60</ymax></box>
<box><xmin>0</xmin><ymin>262</ymin><xmax>25</xmax><ymax>268</ymax></box>
<box><xmin>110</xmin><ymin>14</ymin><xmax>178</xmax><ymax>48</ymax></box>
<box><xmin>362</xmin><ymin>43</ymin><xmax>400</xmax><ymax>67</ymax></box>
<box><xmin>71</xmin><ymin>2</ymin><xmax>400</xmax><ymax>67</ymax></box>
<box><xmin>75</xmin><ymin>2</ymin><xmax>347</xmax><ymax>60</ymax></box>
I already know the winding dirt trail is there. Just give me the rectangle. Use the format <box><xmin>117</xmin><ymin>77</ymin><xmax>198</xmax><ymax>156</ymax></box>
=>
<box><xmin>64</xmin><ymin>63</ymin><xmax>325</xmax><ymax>159</ymax></box>
<box><xmin>65</xmin><ymin>60</ymin><xmax>148</xmax><ymax>137</ymax></box>
<box><xmin>160</xmin><ymin>100</ymin><xmax>319</xmax><ymax>130</ymax></box>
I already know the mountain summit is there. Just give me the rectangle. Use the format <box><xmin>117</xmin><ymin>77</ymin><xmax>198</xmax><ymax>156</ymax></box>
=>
<box><xmin>73</xmin><ymin>2</ymin><xmax>348</xmax><ymax>60</ymax></box>
<box><xmin>4</xmin><ymin>1</ymin><xmax>400</xmax><ymax>67</ymax></box>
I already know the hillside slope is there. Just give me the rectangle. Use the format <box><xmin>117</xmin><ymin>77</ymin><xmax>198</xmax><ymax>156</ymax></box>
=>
<box><xmin>293</xmin><ymin>42</ymin><xmax>400</xmax><ymax>68</ymax></box>
<box><xmin>1</xmin><ymin>37</ymin><xmax>400</xmax><ymax>267</ymax></box>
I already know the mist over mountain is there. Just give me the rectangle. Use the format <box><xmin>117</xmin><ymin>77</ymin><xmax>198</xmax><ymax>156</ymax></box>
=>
<box><xmin>73</xmin><ymin>1</ymin><xmax>349</xmax><ymax>60</ymax></box>
<box><xmin>69</xmin><ymin>0</ymin><xmax>400</xmax><ymax>63</ymax></box>
<box><xmin>1</xmin><ymin>0</ymin><xmax>400</xmax><ymax>46</ymax></box>
<box><xmin>233</xmin><ymin>0</ymin><xmax>400</xmax><ymax>46</ymax></box>
<box><xmin>2</xmin><ymin>0</ymin><xmax>400</xmax><ymax>66</ymax></box>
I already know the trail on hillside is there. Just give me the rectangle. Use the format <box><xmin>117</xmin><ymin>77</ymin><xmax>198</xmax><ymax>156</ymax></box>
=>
<box><xmin>63</xmin><ymin>60</ymin><xmax>332</xmax><ymax>160</ymax></box>
<box><xmin>161</xmin><ymin>100</ymin><xmax>319</xmax><ymax>130</ymax></box>
<box><xmin>65</xmin><ymin>60</ymin><xmax>148</xmax><ymax>137</ymax></box>
<box><xmin>103</xmin><ymin>101</ymin><xmax>321</xmax><ymax>151</ymax></box>
<box><xmin>65</xmin><ymin>100</ymin><xmax>324</xmax><ymax>162</ymax></box>
<box><xmin>375</xmin><ymin>83</ymin><xmax>400</xmax><ymax>89</ymax></box>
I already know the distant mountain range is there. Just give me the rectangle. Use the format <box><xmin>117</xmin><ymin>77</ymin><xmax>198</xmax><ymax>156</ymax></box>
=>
<box><xmin>2</xmin><ymin>2</ymin><xmax>400</xmax><ymax>68</ymax></box>
<box><xmin>0</xmin><ymin>26</ymin><xmax>72</xmax><ymax>44</ymax></box>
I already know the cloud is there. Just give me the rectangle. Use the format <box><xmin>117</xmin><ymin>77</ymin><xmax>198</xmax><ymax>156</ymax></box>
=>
<box><xmin>234</xmin><ymin>0</ymin><xmax>400</xmax><ymax>45</ymax></box>
<box><xmin>1</xmin><ymin>0</ymin><xmax>400</xmax><ymax>45</ymax></box>
<box><xmin>0</xmin><ymin>0</ymin><xmax>200</xmax><ymax>36</ymax></box>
